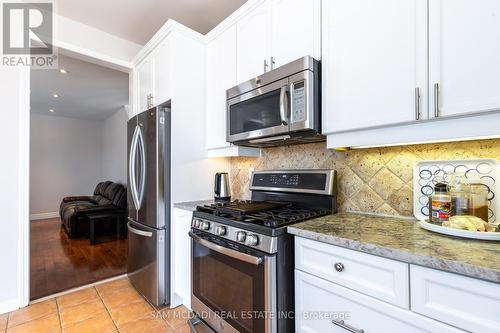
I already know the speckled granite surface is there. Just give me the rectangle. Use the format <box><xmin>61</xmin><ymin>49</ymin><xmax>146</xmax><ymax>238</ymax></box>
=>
<box><xmin>173</xmin><ymin>199</ymin><xmax>215</xmax><ymax>212</ymax></box>
<box><xmin>288</xmin><ymin>213</ymin><xmax>500</xmax><ymax>283</ymax></box>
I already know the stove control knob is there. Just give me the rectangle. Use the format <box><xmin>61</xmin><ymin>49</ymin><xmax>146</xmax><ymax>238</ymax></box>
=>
<box><xmin>246</xmin><ymin>234</ymin><xmax>259</xmax><ymax>246</ymax></box>
<box><xmin>201</xmin><ymin>221</ymin><xmax>211</xmax><ymax>231</ymax></box>
<box><xmin>194</xmin><ymin>220</ymin><xmax>201</xmax><ymax>228</ymax></box>
<box><xmin>215</xmin><ymin>226</ymin><xmax>227</xmax><ymax>236</ymax></box>
<box><xmin>235</xmin><ymin>231</ymin><xmax>246</xmax><ymax>242</ymax></box>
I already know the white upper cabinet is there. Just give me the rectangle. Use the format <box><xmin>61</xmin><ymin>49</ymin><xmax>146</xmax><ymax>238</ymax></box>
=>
<box><xmin>136</xmin><ymin>54</ymin><xmax>155</xmax><ymax>113</ymax></box>
<box><xmin>322</xmin><ymin>0</ymin><xmax>428</xmax><ymax>134</ymax></box>
<box><xmin>206</xmin><ymin>25</ymin><xmax>238</xmax><ymax>151</ymax></box>
<box><xmin>270</xmin><ymin>0</ymin><xmax>321</xmax><ymax>68</ymax></box>
<box><xmin>153</xmin><ymin>41</ymin><xmax>172</xmax><ymax>106</ymax></box>
<box><xmin>237</xmin><ymin>0</ymin><xmax>272</xmax><ymax>83</ymax></box>
<box><xmin>429</xmin><ymin>0</ymin><xmax>500</xmax><ymax>118</ymax></box>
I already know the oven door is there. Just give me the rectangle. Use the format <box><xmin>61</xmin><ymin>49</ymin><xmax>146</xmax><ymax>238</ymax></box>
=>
<box><xmin>227</xmin><ymin>78</ymin><xmax>290</xmax><ymax>143</ymax></box>
<box><xmin>190</xmin><ymin>231</ymin><xmax>276</xmax><ymax>333</ymax></box>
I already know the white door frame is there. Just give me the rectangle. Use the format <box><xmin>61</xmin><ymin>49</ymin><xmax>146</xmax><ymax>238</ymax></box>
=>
<box><xmin>19</xmin><ymin>40</ymin><xmax>133</xmax><ymax>307</ymax></box>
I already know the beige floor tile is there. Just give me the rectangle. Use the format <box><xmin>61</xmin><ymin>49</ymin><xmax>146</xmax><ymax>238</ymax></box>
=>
<box><xmin>62</xmin><ymin>313</ymin><xmax>115</xmax><ymax>333</ymax></box>
<box><xmin>156</xmin><ymin>305</ymin><xmax>191</xmax><ymax>329</ymax></box>
<box><xmin>8</xmin><ymin>299</ymin><xmax>57</xmax><ymax>328</ymax></box>
<box><xmin>57</xmin><ymin>288</ymin><xmax>99</xmax><ymax>310</ymax></box>
<box><xmin>95</xmin><ymin>279</ymin><xmax>132</xmax><ymax>297</ymax></box>
<box><xmin>100</xmin><ymin>288</ymin><xmax>144</xmax><ymax>309</ymax></box>
<box><xmin>172</xmin><ymin>323</ymin><xmax>191</xmax><ymax>333</ymax></box>
<box><xmin>108</xmin><ymin>299</ymin><xmax>154</xmax><ymax>328</ymax></box>
<box><xmin>118</xmin><ymin>315</ymin><xmax>171</xmax><ymax>333</ymax></box>
<box><xmin>0</xmin><ymin>313</ymin><xmax>7</xmax><ymax>330</ymax></box>
<box><xmin>7</xmin><ymin>314</ymin><xmax>60</xmax><ymax>333</ymax></box>
<box><xmin>59</xmin><ymin>298</ymin><xmax>108</xmax><ymax>328</ymax></box>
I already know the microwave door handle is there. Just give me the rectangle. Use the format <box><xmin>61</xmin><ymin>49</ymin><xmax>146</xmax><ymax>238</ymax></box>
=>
<box><xmin>279</xmin><ymin>85</ymin><xmax>289</xmax><ymax>126</ymax></box>
<box><xmin>189</xmin><ymin>232</ymin><xmax>263</xmax><ymax>265</ymax></box>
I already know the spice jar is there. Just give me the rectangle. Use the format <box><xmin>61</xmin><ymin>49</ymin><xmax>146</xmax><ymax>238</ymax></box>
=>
<box><xmin>469</xmin><ymin>182</ymin><xmax>489</xmax><ymax>222</ymax></box>
<box><xmin>430</xmin><ymin>183</ymin><xmax>451</xmax><ymax>225</ymax></box>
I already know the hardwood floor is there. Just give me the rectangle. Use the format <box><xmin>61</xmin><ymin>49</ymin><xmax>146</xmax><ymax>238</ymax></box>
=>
<box><xmin>30</xmin><ymin>218</ymin><xmax>128</xmax><ymax>300</ymax></box>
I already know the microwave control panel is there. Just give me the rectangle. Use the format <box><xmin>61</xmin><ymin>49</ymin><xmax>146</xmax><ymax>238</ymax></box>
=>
<box><xmin>292</xmin><ymin>80</ymin><xmax>306</xmax><ymax>122</ymax></box>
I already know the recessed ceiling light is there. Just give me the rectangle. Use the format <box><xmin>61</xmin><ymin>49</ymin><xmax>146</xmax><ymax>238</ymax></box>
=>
<box><xmin>59</xmin><ymin>69</ymin><xmax>69</xmax><ymax>74</ymax></box>
<box><xmin>52</xmin><ymin>94</ymin><xmax>60</xmax><ymax>98</ymax></box>
<box><xmin>49</xmin><ymin>109</ymin><xmax>55</xmax><ymax>113</ymax></box>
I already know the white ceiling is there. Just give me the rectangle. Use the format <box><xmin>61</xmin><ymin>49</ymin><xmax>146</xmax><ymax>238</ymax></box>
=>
<box><xmin>56</xmin><ymin>0</ymin><xmax>248</xmax><ymax>45</ymax></box>
<box><xmin>30</xmin><ymin>54</ymin><xmax>129</xmax><ymax>121</ymax></box>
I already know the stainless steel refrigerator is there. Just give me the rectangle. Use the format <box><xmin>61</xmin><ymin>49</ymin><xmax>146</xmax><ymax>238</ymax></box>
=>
<box><xmin>127</xmin><ymin>101</ymin><xmax>171</xmax><ymax>306</ymax></box>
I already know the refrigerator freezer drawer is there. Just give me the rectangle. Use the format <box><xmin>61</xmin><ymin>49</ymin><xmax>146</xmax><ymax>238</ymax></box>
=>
<box><xmin>127</xmin><ymin>219</ymin><xmax>166</xmax><ymax>306</ymax></box>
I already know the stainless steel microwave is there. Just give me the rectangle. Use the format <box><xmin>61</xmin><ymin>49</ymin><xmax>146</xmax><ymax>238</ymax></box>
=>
<box><xmin>226</xmin><ymin>56</ymin><xmax>324</xmax><ymax>147</ymax></box>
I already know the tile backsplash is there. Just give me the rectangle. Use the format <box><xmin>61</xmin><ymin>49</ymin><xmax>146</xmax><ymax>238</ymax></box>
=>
<box><xmin>229</xmin><ymin>139</ymin><xmax>500</xmax><ymax>217</ymax></box>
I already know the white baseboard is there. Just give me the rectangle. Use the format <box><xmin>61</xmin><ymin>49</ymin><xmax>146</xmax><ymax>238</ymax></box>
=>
<box><xmin>30</xmin><ymin>211</ymin><xmax>59</xmax><ymax>221</ymax></box>
<box><xmin>0</xmin><ymin>298</ymin><xmax>21</xmax><ymax>315</ymax></box>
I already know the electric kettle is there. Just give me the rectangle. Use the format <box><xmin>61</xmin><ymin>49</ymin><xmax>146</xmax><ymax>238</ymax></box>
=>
<box><xmin>214</xmin><ymin>172</ymin><xmax>231</xmax><ymax>202</ymax></box>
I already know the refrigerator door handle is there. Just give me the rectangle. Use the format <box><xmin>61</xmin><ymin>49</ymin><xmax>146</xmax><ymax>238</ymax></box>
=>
<box><xmin>136</xmin><ymin>126</ymin><xmax>146</xmax><ymax>209</ymax></box>
<box><xmin>129</xmin><ymin>125</ymin><xmax>140</xmax><ymax>210</ymax></box>
<box><xmin>127</xmin><ymin>221</ymin><xmax>153</xmax><ymax>237</ymax></box>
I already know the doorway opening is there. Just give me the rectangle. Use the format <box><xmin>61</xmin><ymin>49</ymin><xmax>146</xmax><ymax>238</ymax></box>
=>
<box><xmin>29</xmin><ymin>54</ymin><xmax>129</xmax><ymax>300</ymax></box>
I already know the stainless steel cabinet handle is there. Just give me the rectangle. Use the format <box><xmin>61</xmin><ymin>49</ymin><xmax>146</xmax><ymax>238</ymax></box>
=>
<box><xmin>279</xmin><ymin>85</ymin><xmax>289</xmax><ymax>126</ymax></box>
<box><xmin>270</xmin><ymin>56</ymin><xmax>276</xmax><ymax>70</ymax></box>
<box><xmin>415</xmin><ymin>87</ymin><xmax>421</xmax><ymax>120</ymax></box>
<box><xmin>127</xmin><ymin>222</ymin><xmax>153</xmax><ymax>237</ymax></box>
<box><xmin>332</xmin><ymin>320</ymin><xmax>364</xmax><ymax>333</ymax></box>
<box><xmin>334</xmin><ymin>262</ymin><xmax>344</xmax><ymax>272</ymax></box>
<box><xmin>434</xmin><ymin>83</ymin><xmax>440</xmax><ymax>117</ymax></box>
<box><xmin>264</xmin><ymin>59</ymin><xmax>269</xmax><ymax>73</ymax></box>
<box><xmin>189</xmin><ymin>232</ymin><xmax>263</xmax><ymax>265</ymax></box>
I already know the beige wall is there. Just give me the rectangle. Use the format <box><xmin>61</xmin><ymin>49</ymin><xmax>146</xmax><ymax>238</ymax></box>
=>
<box><xmin>230</xmin><ymin>139</ymin><xmax>500</xmax><ymax>217</ymax></box>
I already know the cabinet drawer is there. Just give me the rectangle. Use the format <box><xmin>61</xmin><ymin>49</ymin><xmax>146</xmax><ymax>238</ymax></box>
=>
<box><xmin>295</xmin><ymin>270</ymin><xmax>464</xmax><ymax>333</ymax></box>
<box><xmin>411</xmin><ymin>265</ymin><xmax>500</xmax><ymax>333</ymax></box>
<box><xmin>295</xmin><ymin>237</ymin><xmax>409</xmax><ymax>308</ymax></box>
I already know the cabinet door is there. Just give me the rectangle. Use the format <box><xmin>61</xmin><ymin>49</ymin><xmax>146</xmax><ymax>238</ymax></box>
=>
<box><xmin>270</xmin><ymin>0</ymin><xmax>321</xmax><ymax>68</ymax></box>
<box><xmin>171</xmin><ymin>208</ymin><xmax>193</xmax><ymax>309</ymax></box>
<box><xmin>236</xmin><ymin>0</ymin><xmax>272</xmax><ymax>83</ymax></box>
<box><xmin>137</xmin><ymin>55</ymin><xmax>154</xmax><ymax>112</ymax></box>
<box><xmin>206</xmin><ymin>25</ymin><xmax>237</xmax><ymax>150</ymax></box>
<box><xmin>322</xmin><ymin>0</ymin><xmax>427</xmax><ymax>134</ymax></box>
<box><xmin>154</xmin><ymin>41</ymin><xmax>171</xmax><ymax>105</ymax></box>
<box><xmin>295</xmin><ymin>270</ymin><xmax>465</xmax><ymax>333</ymax></box>
<box><xmin>429</xmin><ymin>0</ymin><xmax>500</xmax><ymax>118</ymax></box>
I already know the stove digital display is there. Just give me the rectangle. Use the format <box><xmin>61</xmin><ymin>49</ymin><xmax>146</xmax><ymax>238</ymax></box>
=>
<box><xmin>252</xmin><ymin>173</ymin><xmax>327</xmax><ymax>190</ymax></box>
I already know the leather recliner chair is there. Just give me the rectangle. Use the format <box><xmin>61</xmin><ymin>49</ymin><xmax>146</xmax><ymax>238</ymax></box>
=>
<box><xmin>59</xmin><ymin>181</ymin><xmax>127</xmax><ymax>238</ymax></box>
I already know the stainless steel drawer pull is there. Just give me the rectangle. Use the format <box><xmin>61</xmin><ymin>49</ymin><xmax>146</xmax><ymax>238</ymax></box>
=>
<box><xmin>414</xmin><ymin>87</ymin><xmax>420</xmax><ymax>120</ymax></box>
<box><xmin>332</xmin><ymin>319</ymin><xmax>364</xmax><ymax>333</ymax></box>
<box><xmin>334</xmin><ymin>262</ymin><xmax>344</xmax><ymax>272</ymax></box>
<box><xmin>434</xmin><ymin>83</ymin><xmax>440</xmax><ymax>117</ymax></box>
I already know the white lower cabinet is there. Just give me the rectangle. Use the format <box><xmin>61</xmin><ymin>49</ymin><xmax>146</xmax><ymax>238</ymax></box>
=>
<box><xmin>171</xmin><ymin>208</ymin><xmax>193</xmax><ymax>309</ymax></box>
<box><xmin>411</xmin><ymin>265</ymin><xmax>500</xmax><ymax>333</ymax></box>
<box><xmin>295</xmin><ymin>270</ymin><xmax>464</xmax><ymax>333</ymax></box>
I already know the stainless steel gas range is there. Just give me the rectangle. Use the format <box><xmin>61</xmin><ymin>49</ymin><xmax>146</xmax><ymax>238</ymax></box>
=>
<box><xmin>188</xmin><ymin>170</ymin><xmax>337</xmax><ymax>333</ymax></box>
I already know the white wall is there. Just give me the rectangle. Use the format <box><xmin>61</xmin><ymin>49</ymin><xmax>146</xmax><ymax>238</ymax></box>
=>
<box><xmin>30</xmin><ymin>114</ymin><xmax>103</xmax><ymax>215</ymax></box>
<box><xmin>0</xmin><ymin>68</ymin><xmax>25</xmax><ymax>313</ymax></box>
<box><xmin>102</xmin><ymin>107</ymin><xmax>128</xmax><ymax>184</ymax></box>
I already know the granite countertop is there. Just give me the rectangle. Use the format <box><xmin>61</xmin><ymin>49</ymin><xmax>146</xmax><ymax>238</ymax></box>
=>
<box><xmin>288</xmin><ymin>212</ymin><xmax>500</xmax><ymax>283</ymax></box>
<box><xmin>173</xmin><ymin>199</ymin><xmax>215</xmax><ymax>212</ymax></box>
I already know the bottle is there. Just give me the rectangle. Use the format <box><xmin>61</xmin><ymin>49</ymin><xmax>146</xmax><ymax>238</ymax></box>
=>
<box><xmin>430</xmin><ymin>183</ymin><xmax>451</xmax><ymax>224</ymax></box>
<box><xmin>469</xmin><ymin>182</ymin><xmax>489</xmax><ymax>222</ymax></box>
<box><xmin>449</xmin><ymin>173</ymin><xmax>470</xmax><ymax>217</ymax></box>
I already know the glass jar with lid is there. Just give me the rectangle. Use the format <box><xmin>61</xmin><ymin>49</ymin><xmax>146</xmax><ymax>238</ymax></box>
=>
<box><xmin>469</xmin><ymin>182</ymin><xmax>489</xmax><ymax>222</ymax></box>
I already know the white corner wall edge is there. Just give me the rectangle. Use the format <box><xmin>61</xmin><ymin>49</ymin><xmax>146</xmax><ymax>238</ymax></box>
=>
<box><xmin>30</xmin><ymin>212</ymin><xmax>59</xmax><ymax>221</ymax></box>
<box><xmin>326</xmin><ymin>112</ymin><xmax>500</xmax><ymax>148</ymax></box>
<box><xmin>207</xmin><ymin>146</ymin><xmax>262</xmax><ymax>158</ymax></box>
<box><xmin>0</xmin><ymin>298</ymin><xmax>21</xmax><ymax>315</ymax></box>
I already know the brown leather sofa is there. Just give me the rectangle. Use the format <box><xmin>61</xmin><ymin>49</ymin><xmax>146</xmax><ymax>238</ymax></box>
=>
<box><xmin>59</xmin><ymin>181</ymin><xmax>127</xmax><ymax>238</ymax></box>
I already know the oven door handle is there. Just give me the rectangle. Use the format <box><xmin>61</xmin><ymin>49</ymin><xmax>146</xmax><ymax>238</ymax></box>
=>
<box><xmin>189</xmin><ymin>232</ymin><xmax>263</xmax><ymax>266</ymax></box>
